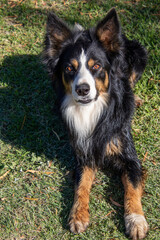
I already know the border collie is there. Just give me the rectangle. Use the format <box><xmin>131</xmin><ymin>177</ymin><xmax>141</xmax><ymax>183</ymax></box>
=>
<box><xmin>43</xmin><ymin>8</ymin><xmax>148</xmax><ymax>239</ymax></box>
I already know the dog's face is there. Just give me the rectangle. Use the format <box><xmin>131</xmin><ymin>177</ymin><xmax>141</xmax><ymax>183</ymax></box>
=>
<box><xmin>44</xmin><ymin>8</ymin><xmax>121</xmax><ymax>105</ymax></box>
<box><xmin>61</xmin><ymin>43</ymin><xmax>110</xmax><ymax>105</ymax></box>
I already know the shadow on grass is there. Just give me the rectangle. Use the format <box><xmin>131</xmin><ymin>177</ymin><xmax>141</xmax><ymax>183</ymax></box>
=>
<box><xmin>0</xmin><ymin>55</ymin><xmax>66</xmax><ymax>159</ymax></box>
<box><xmin>103</xmin><ymin>171</ymin><xmax>125</xmax><ymax>234</ymax></box>
<box><xmin>0</xmin><ymin>54</ymin><xmax>126</xmax><ymax>235</ymax></box>
<box><xmin>0</xmin><ymin>53</ymin><xmax>75</xmax><ymax>228</ymax></box>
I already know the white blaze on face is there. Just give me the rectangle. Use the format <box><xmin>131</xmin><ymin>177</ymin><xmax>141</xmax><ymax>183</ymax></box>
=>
<box><xmin>72</xmin><ymin>49</ymin><xmax>97</xmax><ymax>101</ymax></box>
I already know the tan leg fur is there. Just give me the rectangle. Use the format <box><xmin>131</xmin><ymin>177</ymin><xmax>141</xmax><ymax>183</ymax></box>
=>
<box><xmin>122</xmin><ymin>174</ymin><xmax>149</xmax><ymax>240</ymax></box>
<box><xmin>69</xmin><ymin>167</ymin><xmax>96</xmax><ymax>233</ymax></box>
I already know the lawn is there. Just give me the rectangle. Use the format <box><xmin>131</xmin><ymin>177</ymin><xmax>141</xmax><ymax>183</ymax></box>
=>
<box><xmin>0</xmin><ymin>0</ymin><xmax>159</xmax><ymax>239</ymax></box>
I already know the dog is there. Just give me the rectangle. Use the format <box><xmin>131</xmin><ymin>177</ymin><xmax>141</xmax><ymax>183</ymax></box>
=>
<box><xmin>43</xmin><ymin>8</ymin><xmax>148</xmax><ymax>239</ymax></box>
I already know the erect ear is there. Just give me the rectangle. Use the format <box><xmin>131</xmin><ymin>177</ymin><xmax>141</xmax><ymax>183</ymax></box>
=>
<box><xmin>96</xmin><ymin>8</ymin><xmax>121</xmax><ymax>52</ymax></box>
<box><xmin>45</xmin><ymin>12</ymin><xmax>72</xmax><ymax>58</ymax></box>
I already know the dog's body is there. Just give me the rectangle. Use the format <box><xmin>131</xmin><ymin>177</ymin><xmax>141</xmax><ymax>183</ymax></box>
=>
<box><xmin>43</xmin><ymin>8</ymin><xmax>148</xmax><ymax>239</ymax></box>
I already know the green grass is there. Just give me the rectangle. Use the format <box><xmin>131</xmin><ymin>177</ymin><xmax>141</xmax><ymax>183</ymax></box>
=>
<box><xmin>0</xmin><ymin>0</ymin><xmax>159</xmax><ymax>239</ymax></box>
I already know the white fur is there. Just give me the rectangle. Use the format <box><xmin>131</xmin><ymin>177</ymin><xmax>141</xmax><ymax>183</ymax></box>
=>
<box><xmin>125</xmin><ymin>213</ymin><xmax>148</xmax><ymax>239</ymax></box>
<box><xmin>72</xmin><ymin>49</ymin><xmax>97</xmax><ymax>101</ymax></box>
<box><xmin>61</xmin><ymin>94</ymin><xmax>107</xmax><ymax>140</ymax></box>
<box><xmin>73</xmin><ymin>23</ymin><xmax>84</xmax><ymax>31</ymax></box>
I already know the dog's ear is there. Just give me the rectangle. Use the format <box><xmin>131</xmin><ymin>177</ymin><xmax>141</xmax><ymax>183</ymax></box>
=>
<box><xmin>46</xmin><ymin>13</ymin><xmax>71</xmax><ymax>54</ymax></box>
<box><xmin>43</xmin><ymin>12</ymin><xmax>72</xmax><ymax>74</ymax></box>
<box><xmin>96</xmin><ymin>8</ymin><xmax>121</xmax><ymax>52</ymax></box>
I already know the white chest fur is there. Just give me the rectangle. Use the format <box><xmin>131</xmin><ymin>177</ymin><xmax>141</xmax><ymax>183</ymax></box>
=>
<box><xmin>61</xmin><ymin>95</ymin><xmax>107</xmax><ymax>139</ymax></box>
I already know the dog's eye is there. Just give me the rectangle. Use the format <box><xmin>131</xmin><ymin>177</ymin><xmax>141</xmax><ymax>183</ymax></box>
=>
<box><xmin>66</xmin><ymin>66</ymin><xmax>74</xmax><ymax>73</ymax></box>
<box><xmin>93</xmin><ymin>64</ymin><xmax>101</xmax><ymax>70</ymax></box>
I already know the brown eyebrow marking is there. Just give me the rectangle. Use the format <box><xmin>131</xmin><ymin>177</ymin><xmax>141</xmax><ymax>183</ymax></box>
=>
<box><xmin>88</xmin><ymin>58</ymin><xmax>95</xmax><ymax>68</ymax></box>
<box><xmin>71</xmin><ymin>59</ymin><xmax>79</xmax><ymax>70</ymax></box>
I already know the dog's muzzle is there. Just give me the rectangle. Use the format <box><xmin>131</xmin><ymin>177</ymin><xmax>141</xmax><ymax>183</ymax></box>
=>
<box><xmin>75</xmin><ymin>83</ymin><xmax>93</xmax><ymax>104</ymax></box>
<box><xmin>75</xmin><ymin>83</ymin><xmax>90</xmax><ymax>97</ymax></box>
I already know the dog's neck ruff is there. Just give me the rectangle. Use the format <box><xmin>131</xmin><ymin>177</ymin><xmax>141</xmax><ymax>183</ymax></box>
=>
<box><xmin>61</xmin><ymin>94</ymin><xmax>107</xmax><ymax>140</ymax></box>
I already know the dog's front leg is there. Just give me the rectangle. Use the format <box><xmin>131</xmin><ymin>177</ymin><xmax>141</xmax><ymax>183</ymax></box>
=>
<box><xmin>69</xmin><ymin>166</ymin><xmax>96</xmax><ymax>233</ymax></box>
<box><xmin>122</xmin><ymin>173</ymin><xmax>149</xmax><ymax>239</ymax></box>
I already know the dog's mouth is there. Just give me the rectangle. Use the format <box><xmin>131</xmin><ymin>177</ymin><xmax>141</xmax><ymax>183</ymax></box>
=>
<box><xmin>77</xmin><ymin>99</ymin><xmax>92</xmax><ymax>104</ymax></box>
<box><xmin>75</xmin><ymin>93</ymin><xmax>99</xmax><ymax>105</ymax></box>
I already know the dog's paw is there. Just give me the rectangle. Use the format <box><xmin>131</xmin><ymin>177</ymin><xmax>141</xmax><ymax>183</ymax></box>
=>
<box><xmin>125</xmin><ymin>213</ymin><xmax>149</xmax><ymax>239</ymax></box>
<box><xmin>68</xmin><ymin>208</ymin><xmax>89</xmax><ymax>234</ymax></box>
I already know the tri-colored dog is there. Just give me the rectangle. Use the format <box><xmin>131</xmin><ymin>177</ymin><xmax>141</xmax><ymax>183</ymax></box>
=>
<box><xmin>43</xmin><ymin>8</ymin><xmax>148</xmax><ymax>239</ymax></box>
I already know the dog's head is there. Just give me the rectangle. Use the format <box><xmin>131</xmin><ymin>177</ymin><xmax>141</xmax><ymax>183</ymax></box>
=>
<box><xmin>43</xmin><ymin>8</ymin><xmax>122</xmax><ymax>105</ymax></box>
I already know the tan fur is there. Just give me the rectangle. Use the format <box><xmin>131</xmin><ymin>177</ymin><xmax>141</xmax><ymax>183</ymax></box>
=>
<box><xmin>128</xmin><ymin>72</ymin><xmax>144</xmax><ymax>108</ymax></box>
<box><xmin>48</xmin><ymin>30</ymin><xmax>70</xmax><ymax>56</ymax></box>
<box><xmin>88</xmin><ymin>58</ymin><xmax>95</xmax><ymax>68</ymax></box>
<box><xmin>53</xmin><ymin>33</ymin><xmax>65</xmax><ymax>41</ymax></box>
<box><xmin>97</xmin><ymin>27</ymin><xmax>120</xmax><ymax>52</ymax></box>
<box><xmin>71</xmin><ymin>59</ymin><xmax>79</xmax><ymax>70</ymax></box>
<box><xmin>62</xmin><ymin>72</ymin><xmax>72</xmax><ymax>93</ymax></box>
<box><xmin>104</xmin><ymin>72</ymin><xmax>109</xmax><ymax>88</ymax></box>
<box><xmin>95</xmin><ymin>72</ymin><xmax>109</xmax><ymax>93</ymax></box>
<box><xmin>122</xmin><ymin>174</ymin><xmax>149</xmax><ymax>239</ymax></box>
<box><xmin>96</xmin><ymin>79</ymin><xmax>105</xmax><ymax>92</ymax></box>
<box><xmin>129</xmin><ymin>71</ymin><xmax>137</xmax><ymax>88</ymax></box>
<box><xmin>134</xmin><ymin>95</ymin><xmax>144</xmax><ymax>107</ymax></box>
<box><xmin>106</xmin><ymin>138</ymin><xmax>122</xmax><ymax>156</ymax></box>
<box><xmin>122</xmin><ymin>174</ymin><xmax>144</xmax><ymax>216</ymax></box>
<box><xmin>69</xmin><ymin>167</ymin><xmax>96</xmax><ymax>233</ymax></box>
<box><xmin>97</xmin><ymin>28</ymin><xmax>110</xmax><ymax>47</ymax></box>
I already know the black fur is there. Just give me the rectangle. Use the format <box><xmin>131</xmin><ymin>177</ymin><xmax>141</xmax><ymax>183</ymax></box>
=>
<box><xmin>43</xmin><ymin>6</ymin><xmax>147</xmax><ymax>218</ymax></box>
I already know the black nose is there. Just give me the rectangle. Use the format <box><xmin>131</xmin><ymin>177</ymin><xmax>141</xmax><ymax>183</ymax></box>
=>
<box><xmin>75</xmin><ymin>83</ymin><xmax>90</xmax><ymax>96</ymax></box>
